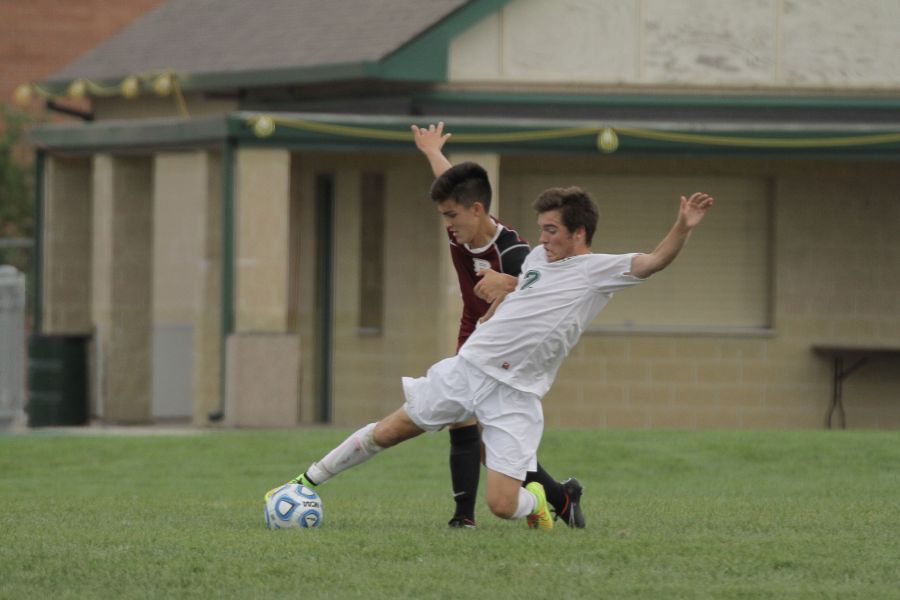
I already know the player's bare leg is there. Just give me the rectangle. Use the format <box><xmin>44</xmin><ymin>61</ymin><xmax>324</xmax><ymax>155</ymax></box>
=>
<box><xmin>485</xmin><ymin>468</ymin><xmax>552</xmax><ymax>530</ymax></box>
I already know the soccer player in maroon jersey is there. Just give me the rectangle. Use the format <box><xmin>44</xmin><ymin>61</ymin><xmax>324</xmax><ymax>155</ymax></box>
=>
<box><xmin>411</xmin><ymin>122</ymin><xmax>585</xmax><ymax>529</ymax></box>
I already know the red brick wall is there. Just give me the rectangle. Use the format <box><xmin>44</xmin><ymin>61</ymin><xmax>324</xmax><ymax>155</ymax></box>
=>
<box><xmin>0</xmin><ymin>0</ymin><xmax>164</xmax><ymax>117</ymax></box>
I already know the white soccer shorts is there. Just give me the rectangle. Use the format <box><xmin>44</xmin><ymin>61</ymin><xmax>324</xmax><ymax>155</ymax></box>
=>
<box><xmin>402</xmin><ymin>355</ymin><xmax>542</xmax><ymax>480</ymax></box>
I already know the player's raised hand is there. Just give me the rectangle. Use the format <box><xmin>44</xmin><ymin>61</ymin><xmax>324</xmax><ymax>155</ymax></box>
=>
<box><xmin>678</xmin><ymin>192</ymin><xmax>714</xmax><ymax>229</ymax></box>
<box><xmin>411</xmin><ymin>122</ymin><xmax>451</xmax><ymax>154</ymax></box>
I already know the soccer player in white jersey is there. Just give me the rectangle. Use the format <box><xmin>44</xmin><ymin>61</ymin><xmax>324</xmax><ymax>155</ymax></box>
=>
<box><xmin>411</xmin><ymin>122</ymin><xmax>584</xmax><ymax>530</ymax></box>
<box><xmin>268</xmin><ymin>185</ymin><xmax>714</xmax><ymax>529</ymax></box>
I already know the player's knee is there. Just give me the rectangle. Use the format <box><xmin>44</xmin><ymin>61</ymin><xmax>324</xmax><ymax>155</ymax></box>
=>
<box><xmin>486</xmin><ymin>490</ymin><xmax>517</xmax><ymax>519</ymax></box>
<box><xmin>373</xmin><ymin>409</ymin><xmax>423</xmax><ymax>448</ymax></box>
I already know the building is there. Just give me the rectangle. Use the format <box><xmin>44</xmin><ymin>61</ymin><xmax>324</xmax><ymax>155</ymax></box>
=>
<box><xmin>26</xmin><ymin>0</ymin><xmax>900</xmax><ymax>429</ymax></box>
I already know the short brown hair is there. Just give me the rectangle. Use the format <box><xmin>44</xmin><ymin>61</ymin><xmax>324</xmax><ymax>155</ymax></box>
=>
<box><xmin>532</xmin><ymin>187</ymin><xmax>599</xmax><ymax>245</ymax></box>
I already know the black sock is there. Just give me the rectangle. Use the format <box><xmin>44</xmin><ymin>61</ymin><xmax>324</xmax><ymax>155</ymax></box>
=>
<box><xmin>449</xmin><ymin>425</ymin><xmax>481</xmax><ymax>521</ymax></box>
<box><xmin>524</xmin><ymin>462</ymin><xmax>566</xmax><ymax>515</ymax></box>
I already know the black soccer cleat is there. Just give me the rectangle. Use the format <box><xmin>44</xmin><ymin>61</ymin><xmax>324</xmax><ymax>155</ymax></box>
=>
<box><xmin>447</xmin><ymin>516</ymin><xmax>477</xmax><ymax>529</ymax></box>
<box><xmin>556</xmin><ymin>477</ymin><xmax>586</xmax><ymax>529</ymax></box>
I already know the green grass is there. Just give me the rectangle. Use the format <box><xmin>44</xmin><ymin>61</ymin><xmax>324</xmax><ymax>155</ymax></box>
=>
<box><xmin>1</xmin><ymin>428</ymin><xmax>899</xmax><ymax>599</ymax></box>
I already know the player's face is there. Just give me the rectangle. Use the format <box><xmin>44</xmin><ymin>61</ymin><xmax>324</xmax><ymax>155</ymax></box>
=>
<box><xmin>437</xmin><ymin>199</ymin><xmax>483</xmax><ymax>245</ymax></box>
<box><xmin>538</xmin><ymin>210</ymin><xmax>581</xmax><ymax>262</ymax></box>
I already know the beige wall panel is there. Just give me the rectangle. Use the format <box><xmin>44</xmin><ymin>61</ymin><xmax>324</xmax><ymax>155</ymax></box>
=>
<box><xmin>448</xmin><ymin>11</ymin><xmax>503</xmax><ymax>80</ymax></box>
<box><xmin>781</xmin><ymin>0</ymin><xmax>900</xmax><ymax>88</ymax></box>
<box><xmin>235</xmin><ymin>148</ymin><xmax>291</xmax><ymax>332</ymax></box>
<box><xmin>641</xmin><ymin>0</ymin><xmax>775</xmax><ymax>85</ymax></box>
<box><xmin>43</xmin><ymin>156</ymin><xmax>92</xmax><ymax>333</ymax></box>
<box><xmin>225</xmin><ymin>333</ymin><xmax>300</xmax><ymax>427</ymax></box>
<box><xmin>502</xmin><ymin>0</ymin><xmax>638</xmax><ymax>83</ymax></box>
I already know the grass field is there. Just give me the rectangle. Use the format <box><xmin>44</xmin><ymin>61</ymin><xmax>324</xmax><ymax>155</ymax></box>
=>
<box><xmin>1</xmin><ymin>427</ymin><xmax>899</xmax><ymax>599</ymax></box>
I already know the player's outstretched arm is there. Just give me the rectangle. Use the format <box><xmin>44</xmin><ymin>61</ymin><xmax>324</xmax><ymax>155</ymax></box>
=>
<box><xmin>474</xmin><ymin>268</ymin><xmax>518</xmax><ymax>302</ymax></box>
<box><xmin>629</xmin><ymin>192</ymin><xmax>714</xmax><ymax>279</ymax></box>
<box><xmin>411</xmin><ymin>122</ymin><xmax>453</xmax><ymax>177</ymax></box>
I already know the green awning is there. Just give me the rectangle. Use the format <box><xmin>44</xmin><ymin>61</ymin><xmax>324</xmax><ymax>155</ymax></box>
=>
<box><xmin>31</xmin><ymin>110</ymin><xmax>900</xmax><ymax>159</ymax></box>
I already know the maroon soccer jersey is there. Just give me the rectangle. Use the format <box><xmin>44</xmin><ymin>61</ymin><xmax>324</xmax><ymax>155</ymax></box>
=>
<box><xmin>448</xmin><ymin>219</ymin><xmax>530</xmax><ymax>351</ymax></box>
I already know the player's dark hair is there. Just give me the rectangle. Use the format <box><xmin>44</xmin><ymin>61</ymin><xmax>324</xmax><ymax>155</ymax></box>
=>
<box><xmin>533</xmin><ymin>186</ymin><xmax>599</xmax><ymax>245</ymax></box>
<box><xmin>429</xmin><ymin>161</ymin><xmax>492</xmax><ymax>212</ymax></box>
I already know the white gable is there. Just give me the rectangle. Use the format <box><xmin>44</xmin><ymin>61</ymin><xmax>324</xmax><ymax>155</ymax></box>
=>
<box><xmin>448</xmin><ymin>0</ymin><xmax>900</xmax><ymax>90</ymax></box>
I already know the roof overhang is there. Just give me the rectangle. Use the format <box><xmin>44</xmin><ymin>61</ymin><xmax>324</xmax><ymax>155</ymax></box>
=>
<box><xmin>31</xmin><ymin>103</ymin><xmax>900</xmax><ymax>160</ymax></box>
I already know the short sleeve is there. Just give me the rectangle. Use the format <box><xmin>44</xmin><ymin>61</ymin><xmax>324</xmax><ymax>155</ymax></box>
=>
<box><xmin>585</xmin><ymin>253</ymin><xmax>646</xmax><ymax>293</ymax></box>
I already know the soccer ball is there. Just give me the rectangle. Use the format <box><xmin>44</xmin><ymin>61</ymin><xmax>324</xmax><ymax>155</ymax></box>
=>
<box><xmin>265</xmin><ymin>483</ymin><xmax>323</xmax><ymax>529</ymax></box>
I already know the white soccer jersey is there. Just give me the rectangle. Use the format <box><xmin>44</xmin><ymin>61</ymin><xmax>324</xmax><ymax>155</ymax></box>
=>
<box><xmin>458</xmin><ymin>245</ymin><xmax>645</xmax><ymax>397</ymax></box>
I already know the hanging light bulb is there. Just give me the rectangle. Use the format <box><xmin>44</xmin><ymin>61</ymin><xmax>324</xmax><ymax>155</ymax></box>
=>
<box><xmin>67</xmin><ymin>79</ymin><xmax>87</xmax><ymax>100</ymax></box>
<box><xmin>153</xmin><ymin>72</ymin><xmax>173</xmax><ymax>96</ymax></box>
<box><xmin>597</xmin><ymin>127</ymin><xmax>619</xmax><ymax>154</ymax></box>
<box><xmin>13</xmin><ymin>83</ymin><xmax>33</xmax><ymax>106</ymax></box>
<box><xmin>121</xmin><ymin>75</ymin><xmax>141</xmax><ymax>99</ymax></box>
<box><xmin>252</xmin><ymin>115</ymin><xmax>276</xmax><ymax>138</ymax></box>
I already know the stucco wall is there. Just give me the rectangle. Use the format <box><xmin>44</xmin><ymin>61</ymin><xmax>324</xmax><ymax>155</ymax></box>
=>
<box><xmin>449</xmin><ymin>0</ymin><xmax>900</xmax><ymax>90</ymax></box>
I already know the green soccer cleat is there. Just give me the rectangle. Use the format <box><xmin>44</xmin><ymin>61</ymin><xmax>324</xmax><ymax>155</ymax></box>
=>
<box><xmin>525</xmin><ymin>482</ymin><xmax>554</xmax><ymax>530</ymax></box>
<box><xmin>265</xmin><ymin>474</ymin><xmax>315</xmax><ymax>502</ymax></box>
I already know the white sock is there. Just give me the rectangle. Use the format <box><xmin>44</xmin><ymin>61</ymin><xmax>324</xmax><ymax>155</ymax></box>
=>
<box><xmin>510</xmin><ymin>486</ymin><xmax>537</xmax><ymax>520</ymax></box>
<box><xmin>306</xmin><ymin>423</ymin><xmax>382</xmax><ymax>485</ymax></box>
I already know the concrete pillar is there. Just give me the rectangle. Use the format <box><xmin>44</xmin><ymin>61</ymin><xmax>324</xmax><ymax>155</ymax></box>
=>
<box><xmin>91</xmin><ymin>155</ymin><xmax>153</xmax><ymax>423</ymax></box>
<box><xmin>227</xmin><ymin>147</ymin><xmax>298</xmax><ymax>427</ymax></box>
<box><xmin>43</xmin><ymin>156</ymin><xmax>92</xmax><ymax>333</ymax></box>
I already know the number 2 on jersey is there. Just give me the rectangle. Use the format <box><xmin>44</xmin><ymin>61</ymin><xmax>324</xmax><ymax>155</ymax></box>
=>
<box><xmin>520</xmin><ymin>270</ymin><xmax>541</xmax><ymax>290</ymax></box>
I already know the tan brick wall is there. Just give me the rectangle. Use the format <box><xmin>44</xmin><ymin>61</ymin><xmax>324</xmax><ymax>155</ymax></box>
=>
<box><xmin>285</xmin><ymin>152</ymin><xmax>900</xmax><ymax>431</ymax></box>
<box><xmin>499</xmin><ymin>155</ymin><xmax>900</xmax><ymax>430</ymax></box>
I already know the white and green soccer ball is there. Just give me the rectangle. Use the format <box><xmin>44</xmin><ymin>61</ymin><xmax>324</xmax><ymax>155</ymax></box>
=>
<box><xmin>265</xmin><ymin>483</ymin><xmax>323</xmax><ymax>529</ymax></box>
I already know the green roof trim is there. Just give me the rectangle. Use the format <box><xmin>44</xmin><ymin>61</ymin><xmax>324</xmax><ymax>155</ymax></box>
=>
<box><xmin>29</xmin><ymin>111</ymin><xmax>900</xmax><ymax>158</ymax></box>
<box><xmin>379</xmin><ymin>0</ymin><xmax>516</xmax><ymax>81</ymax></box>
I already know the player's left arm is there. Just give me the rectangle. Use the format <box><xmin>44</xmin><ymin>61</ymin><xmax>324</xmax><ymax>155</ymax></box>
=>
<box><xmin>628</xmin><ymin>192</ymin><xmax>714</xmax><ymax>279</ymax></box>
